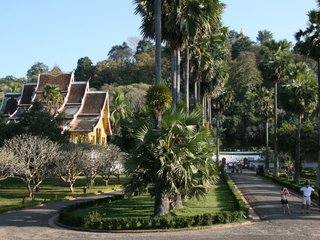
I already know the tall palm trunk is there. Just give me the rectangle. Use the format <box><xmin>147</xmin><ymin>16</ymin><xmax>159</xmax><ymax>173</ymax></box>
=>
<box><xmin>155</xmin><ymin>0</ymin><xmax>161</xmax><ymax>85</ymax></box>
<box><xmin>171</xmin><ymin>48</ymin><xmax>177</xmax><ymax>106</ymax></box>
<box><xmin>294</xmin><ymin>114</ymin><xmax>302</xmax><ymax>183</ymax></box>
<box><xmin>185</xmin><ymin>47</ymin><xmax>190</xmax><ymax>114</ymax></box>
<box><xmin>274</xmin><ymin>82</ymin><xmax>279</xmax><ymax>176</ymax></box>
<box><xmin>176</xmin><ymin>47</ymin><xmax>181</xmax><ymax>104</ymax></box>
<box><xmin>317</xmin><ymin>58</ymin><xmax>320</xmax><ymax>205</ymax></box>
<box><xmin>216</xmin><ymin>113</ymin><xmax>220</xmax><ymax>165</ymax></box>
<box><xmin>265</xmin><ymin>119</ymin><xmax>269</xmax><ymax>174</ymax></box>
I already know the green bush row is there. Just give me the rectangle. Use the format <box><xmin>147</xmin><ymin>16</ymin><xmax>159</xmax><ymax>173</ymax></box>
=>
<box><xmin>221</xmin><ymin>170</ymin><xmax>249</xmax><ymax>217</ymax></box>
<box><xmin>60</xmin><ymin>209</ymin><xmax>245</xmax><ymax>230</ymax></box>
<box><xmin>258</xmin><ymin>172</ymin><xmax>319</xmax><ymax>203</ymax></box>
<box><xmin>59</xmin><ymin>175</ymin><xmax>248</xmax><ymax>230</ymax></box>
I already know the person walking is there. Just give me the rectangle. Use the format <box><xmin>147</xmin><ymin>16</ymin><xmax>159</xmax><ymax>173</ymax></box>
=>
<box><xmin>300</xmin><ymin>180</ymin><xmax>315</xmax><ymax>214</ymax></box>
<box><xmin>280</xmin><ymin>187</ymin><xmax>291</xmax><ymax>214</ymax></box>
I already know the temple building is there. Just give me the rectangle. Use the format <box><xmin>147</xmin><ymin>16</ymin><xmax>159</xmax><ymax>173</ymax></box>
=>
<box><xmin>0</xmin><ymin>69</ymin><xmax>112</xmax><ymax>144</ymax></box>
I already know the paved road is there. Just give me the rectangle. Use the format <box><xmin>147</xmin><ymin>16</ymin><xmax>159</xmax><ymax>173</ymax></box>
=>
<box><xmin>0</xmin><ymin>171</ymin><xmax>319</xmax><ymax>240</ymax></box>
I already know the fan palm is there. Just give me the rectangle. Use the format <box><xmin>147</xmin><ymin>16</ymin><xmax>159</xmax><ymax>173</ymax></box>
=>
<box><xmin>261</xmin><ymin>39</ymin><xmax>292</xmax><ymax>176</ymax></box>
<box><xmin>283</xmin><ymin>62</ymin><xmax>317</xmax><ymax>183</ymax></box>
<box><xmin>42</xmin><ymin>84</ymin><xmax>63</xmax><ymax>115</ymax></box>
<box><xmin>125</xmin><ymin>108</ymin><xmax>217</xmax><ymax>216</ymax></box>
<box><xmin>295</xmin><ymin>0</ymin><xmax>320</xmax><ymax>199</ymax></box>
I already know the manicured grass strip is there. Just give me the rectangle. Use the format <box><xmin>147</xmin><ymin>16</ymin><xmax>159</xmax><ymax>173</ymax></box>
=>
<box><xmin>0</xmin><ymin>176</ymin><xmax>124</xmax><ymax>213</ymax></box>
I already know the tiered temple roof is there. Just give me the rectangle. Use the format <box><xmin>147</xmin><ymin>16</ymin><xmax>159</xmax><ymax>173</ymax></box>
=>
<box><xmin>0</xmin><ymin>71</ymin><xmax>112</xmax><ymax>143</ymax></box>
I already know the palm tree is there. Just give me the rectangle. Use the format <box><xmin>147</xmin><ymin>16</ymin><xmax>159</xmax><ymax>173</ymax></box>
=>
<box><xmin>125</xmin><ymin>108</ymin><xmax>217</xmax><ymax>216</ymax></box>
<box><xmin>155</xmin><ymin>0</ymin><xmax>161</xmax><ymax>85</ymax></box>
<box><xmin>261</xmin><ymin>39</ymin><xmax>292</xmax><ymax>176</ymax></box>
<box><xmin>42</xmin><ymin>84</ymin><xmax>63</xmax><ymax>115</ymax></box>
<box><xmin>110</xmin><ymin>89</ymin><xmax>127</xmax><ymax>134</ymax></box>
<box><xmin>283</xmin><ymin>62</ymin><xmax>317</xmax><ymax>183</ymax></box>
<box><xmin>134</xmin><ymin>0</ymin><xmax>224</xmax><ymax>107</ymax></box>
<box><xmin>295</xmin><ymin>0</ymin><xmax>320</xmax><ymax>201</ymax></box>
<box><xmin>257</xmin><ymin>87</ymin><xmax>273</xmax><ymax>174</ymax></box>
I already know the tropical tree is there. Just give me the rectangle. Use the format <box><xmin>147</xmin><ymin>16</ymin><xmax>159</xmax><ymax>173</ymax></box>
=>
<box><xmin>3</xmin><ymin>134</ymin><xmax>61</xmax><ymax>197</ymax></box>
<box><xmin>256</xmin><ymin>30</ymin><xmax>273</xmax><ymax>45</ymax></box>
<box><xmin>57</xmin><ymin>143</ymin><xmax>88</xmax><ymax>193</ymax></box>
<box><xmin>282</xmin><ymin>62</ymin><xmax>317</xmax><ymax>182</ymax></box>
<box><xmin>96</xmin><ymin>144</ymin><xmax>126</xmax><ymax>186</ymax></box>
<box><xmin>27</xmin><ymin>62</ymin><xmax>49</xmax><ymax>82</ymax></box>
<box><xmin>74</xmin><ymin>57</ymin><xmax>94</xmax><ymax>82</ymax></box>
<box><xmin>0</xmin><ymin>148</ymin><xmax>15</xmax><ymax>180</ymax></box>
<box><xmin>295</xmin><ymin>0</ymin><xmax>320</xmax><ymax>199</ymax></box>
<box><xmin>110</xmin><ymin>89</ymin><xmax>127</xmax><ymax>134</ymax></box>
<box><xmin>257</xmin><ymin>87</ymin><xmax>273</xmax><ymax>173</ymax></box>
<box><xmin>125</xmin><ymin>108</ymin><xmax>217</xmax><ymax>216</ymax></box>
<box><xmin>259</xmin><ymin>39</ymin><xmax>292</xmax><ymax>176</ymax></box>
<box><xmin>41</xmin><ymin>84</ymin><xmax>63</xmax><ymax>115</ymax></box>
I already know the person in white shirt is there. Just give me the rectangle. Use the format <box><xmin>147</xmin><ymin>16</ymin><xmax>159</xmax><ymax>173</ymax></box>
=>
<box><xmin>300</xmin><ymin>180</ymin><xmax>315</xmax><ymax>214</ymax></box>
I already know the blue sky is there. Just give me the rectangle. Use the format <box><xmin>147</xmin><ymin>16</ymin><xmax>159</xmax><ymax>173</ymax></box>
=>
<box><xmin>0</xmin><ymin>0</ymin><xmax>318</xmax><ymax>78</ymax></box>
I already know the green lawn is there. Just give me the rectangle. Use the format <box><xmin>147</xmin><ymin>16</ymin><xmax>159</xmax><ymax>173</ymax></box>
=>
<box><xmin>69</xmin><ymin>177</ymin><xmax>238</xmax><ymax>219</ymax></box>
<box><xmin>0</xmin><ymin>176</ymin><xmax>124</xmax><ymax>213</ymax></box>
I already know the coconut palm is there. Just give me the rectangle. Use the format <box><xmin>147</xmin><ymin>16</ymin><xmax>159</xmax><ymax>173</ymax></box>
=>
<box><xmin>282</xmin><ymin>62</ymin><xmax>317</xmax><ymax>183</ymax></box>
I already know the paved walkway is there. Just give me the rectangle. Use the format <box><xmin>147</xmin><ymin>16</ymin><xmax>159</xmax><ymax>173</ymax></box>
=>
<box><xmin>0</xmin><ymin>171</ymin><xmax>319</xmax><ymax>240</ymax></box>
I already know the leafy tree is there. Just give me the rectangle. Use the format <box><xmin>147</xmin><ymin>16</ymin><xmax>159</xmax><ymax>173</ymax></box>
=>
<box><xmin>74</xmin><ymin>57</ymin><xmax>94</xmax><ymax>82</ymax></box>
<box><xmin>228</xmin><ymin>30</ymin><xmax>254</xmax><ymax>59</ymax></box>
<box><xmin>27</xmin><ymin>62</ymin><xmax>49</xmax><ymax>82</ymax></box>
<box><xmin>135</xmin><ymin>39</ymin><xmax>155</xmax><ymax>55</ymax></box>
<box><xmin>3</xmin><ymin>134</ymin><xmax>60</xmax><ymax>197</ymax></box>
<box><xmin>108</xmin><ymin>42</ymin><xmax>133</xmax><ymax>63</ymax></box>
<box><xmin>18</xmin><ymin>101</ymin><xmax>69</xmax><ymax>143</ymax></box>
<box><xmin>256</xmin><ymin>30</ymin><xmax>273</xmax><ymax>45</ymax></box>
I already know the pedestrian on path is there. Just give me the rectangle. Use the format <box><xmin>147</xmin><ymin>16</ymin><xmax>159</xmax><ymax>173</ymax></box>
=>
<box><xmin>280</xmin><ymin>187</ymin><xmax>291</xmax><ymax>214</ymax></box>
<box><xmin>300</xmin><ymin>180</ymin><xmax>314</xmax><ymax>214</ymax></box>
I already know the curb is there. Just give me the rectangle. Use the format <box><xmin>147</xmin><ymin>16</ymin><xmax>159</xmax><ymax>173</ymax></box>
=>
<box><xmin>49</xmin><ymin>213</ymin><xmax>253</xmax><ymax>233</ymax></box>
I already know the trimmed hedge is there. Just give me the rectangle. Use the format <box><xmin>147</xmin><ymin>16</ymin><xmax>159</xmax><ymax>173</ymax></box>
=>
<box><xmin>257</xmin><ymin>172</ymin><xmax>319</xmax><ymax>203</ymax></box>
<box><xmin>59</xmin><ymin>175</ymin><xmax>248</xmax><ymax>230</ymax></box>
<box><xmin>221</xmin><ymin>170</ymin><xmax>249</xmax><ymax>217</ymax></box>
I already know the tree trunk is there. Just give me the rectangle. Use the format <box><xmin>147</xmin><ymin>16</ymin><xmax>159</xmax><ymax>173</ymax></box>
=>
<box><xmin>265</xmin><ymin>119</ymin><xmax>269</xmax><ymax>174</ymax></box>
<box><xmin>171</xmin><ymin>48</ymin><xmax>177</xmax><ymax>106</ymax></box>
<box><xmin>216</xmin><ymin>113</ymin><xmax>220</xmax><ymax>165</ymax></box>
<box><xmin>155</xmin><ymin>0</ymin><xmax>162</xmax><ymax>85</ymax></box>
<box><xmin>154</xmin><ymin>159</ymin><xmax>170</xmax><ymax>216</ymax></box>
<box><xmin>294</xmin><ymin>114</ymin><xmax>302</xmax><ymax>183</ymax></box>
<box><xmin>274</xmin><ymin>82</ymin><xmax>279</xmax><ymax>176</ymax></box>
<box><xmin>26</xmin><ymin>180</ymin><xmax>33</xmax><ymax>198</ymax></box>
<box><xmin>317</xmin><ymin>58</ymin><xmax>320</xmax><ymax>205</ymax></box>
<box><xmin>103</xmin><ymin>174</ymin><xmax>110</xmax><ymax>186</ymax></box>
<box><xmin>185</xmin><ymin>47</ymin><xmax>190</xmax><ymax>114</ymax></box>
<box><xmin>69</xmin><ymin>183</ymin><xmax>74</xmax><ymax>193</ymax></box>
<box><xmin>194</xmin><ymin>81</ymin><xmax>198</xmax><ymax>106</ymax></box>
<box><xmin>176</xmin><ymin>47</ymin><xmax>181</xmax><ymax>104</ymax></box>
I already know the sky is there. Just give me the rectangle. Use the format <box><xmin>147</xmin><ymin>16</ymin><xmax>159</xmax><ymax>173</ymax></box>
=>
<box><xmin>0</xmin><ymin>0</ymin><xmax>318</xmax><ymax>78</ymax></box>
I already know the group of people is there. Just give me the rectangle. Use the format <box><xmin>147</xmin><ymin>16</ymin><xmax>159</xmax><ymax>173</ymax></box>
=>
<box><xmin>280</xmin><ymin>180</ymin><xmax>315</xmax><ymax>215</ymax></box>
